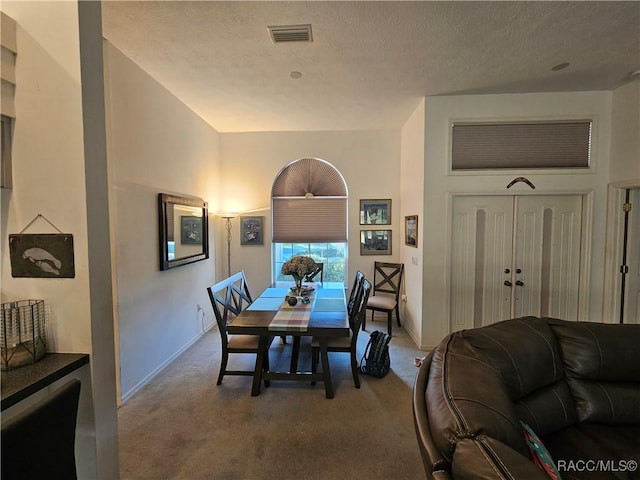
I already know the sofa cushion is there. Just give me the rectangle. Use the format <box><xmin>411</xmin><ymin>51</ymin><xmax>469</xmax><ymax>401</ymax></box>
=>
<box><xmin>515</xmin><ymin>379</ymin><xmax>578</xmax><ymax>436</ymax></box>
<box><xmin>460</xmin><ymin>316</ymin><xmax>578</xmax><ymax>437</ymax></box>
<box><xmin>542</xmin><ymin>424</ymin><xmax>640</xmax><ymax>480</ymax></box>
<box><xmin>426</xmin><ymin>332</ymin><xmax>528</xmax><ymax>461</ymax></box>
<box><xmin>460</xmin><ymin>317</ymin><xmax>564</xmax><ymax>400</ymax></box>
<box><xmin>548</xmin><ymin>319</ymin><xmax>640</xmax><ymax>424</ymax></box>
<box><xmin>451</xmin><ymin>436</ymin><xmax>551</xmax><ymax>480</ymax></box>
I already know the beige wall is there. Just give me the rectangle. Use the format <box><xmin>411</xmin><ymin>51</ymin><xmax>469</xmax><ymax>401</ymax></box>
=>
<box><xmin>610</xmin><ymin>79</ymin><xmax>640</xmax><ymax>184</ymax></box>
<box><xmin>399</xmin><ymin>99</ymin><xmax>425</xmax><ymax>346</ymax></box>
<box><xmin>0</xmin><ymin>1</ymin><xmax>117</xmax><ymax>476</ymax></box>
<box><xmin>1</xmin><ymin>1</ymin><xmax>91</xmax><ymax>352</ymax></box>
<box><xmin>219</xmin><ymin>130</ymin><xmax>402</xmax><ymax>295</ymax></box>
<box><xmin>104</xmin><ymin>42</ymin><xmax>221</xmax><ymax>401</ymax></box>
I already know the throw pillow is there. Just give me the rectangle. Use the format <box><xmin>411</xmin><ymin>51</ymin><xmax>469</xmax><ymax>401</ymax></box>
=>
<box><xmin>521</xmin><ymin>421</ymin><xmax>562</xmax><ymax>480</ymax></box>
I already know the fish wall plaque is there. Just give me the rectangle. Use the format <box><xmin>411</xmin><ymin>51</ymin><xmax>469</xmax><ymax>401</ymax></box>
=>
<box><xmin>9</xmin><ymin>234</ymin><xmax>75</xmax><ymax>278</ymax></box>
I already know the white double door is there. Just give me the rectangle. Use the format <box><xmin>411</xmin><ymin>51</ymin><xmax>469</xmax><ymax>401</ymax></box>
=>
<box><xmin>450</xmin><ymin>194</ymin><xmax>583</xmax><ymax>331</ymax></box>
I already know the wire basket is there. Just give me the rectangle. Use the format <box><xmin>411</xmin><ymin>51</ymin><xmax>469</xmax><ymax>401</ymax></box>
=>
<box><xmin>1</xmin><ymin>299</ymin><xmax>46</xmax><ymax>370</ymax></box>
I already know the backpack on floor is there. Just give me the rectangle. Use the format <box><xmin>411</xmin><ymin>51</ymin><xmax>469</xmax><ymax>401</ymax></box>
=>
<box><xmin>359</xmin><ymin>330</ymin><xmax>391</xmax><ymax>378</ymax></box>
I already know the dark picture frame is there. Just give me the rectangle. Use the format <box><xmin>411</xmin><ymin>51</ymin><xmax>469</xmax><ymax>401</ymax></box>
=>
<box><xmin>360</xmin><ymin>229</ymin><xmax>392</xmax><ymax>255</ymax></box>
<box><xmin>181</xmin><ymin>216</ymin><xmax>202</xmax><ymax>244</ymax></box>
<box><xmin>405</xmin><ymin>215</ymin><xmax>418</xmax><ymax>247</ymax></box>
<box><xmin>240</xmin><ymin>216</ymin><xmax>264</xmax><ymax>245</ymax></box>
<box><xmin>9</xmin><ymin>233</ymin><xmax>75</xmax><ymax>278</ymax></box>
<box><xmin>359</xmin><ymin>199</ymin><xmax>391</xmax><ymax>225</ymax></box>
<box><xmin>158</xmin><ymin>193</ymin><xmax>209</xmax><ymax>271</ymax></box>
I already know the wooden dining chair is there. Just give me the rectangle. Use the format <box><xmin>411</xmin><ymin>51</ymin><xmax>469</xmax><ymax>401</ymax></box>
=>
<box><xmin>304</xmin><ymin>262</ymin><xmax>323</xmax><ymax>283</ymax></box>
<box><xmin>364</xmin><ymin>261</ymin><xmax>404</xmax><ymax>337</ymax></box>
<box><xmin>2</xmin><ymin>379</ymin><xmax>81</xmax><ymax>479</ymax></box>
<box><xmin>347</xmin><ymin>270</ymin><xmax>365</xmax><ymax>317</ymax></box>
<box><xmin>311</xmin><ymin>278</ymin><xmax>371</xmax><ymax>388</ymax></box>
<box><xmin>207</xmin><ymin>271</ymin><xmax>272</xmax><ymax>386</ymax></box>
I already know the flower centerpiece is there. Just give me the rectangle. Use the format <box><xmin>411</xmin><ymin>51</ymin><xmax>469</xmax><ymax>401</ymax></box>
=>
<box><xmin>281</xmin><ymin>255</ymin><xmax>317</xmax><ymax>295</ymax></box>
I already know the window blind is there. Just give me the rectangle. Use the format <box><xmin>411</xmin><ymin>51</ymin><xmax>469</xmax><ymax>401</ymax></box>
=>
<box><xmin>272</xmin><ymin>158</ymin><xmax>348</xmax><ymax>243</ymax></box>
<box><xmin>1</xmin><ymin>13</ymin><xmax>17</xmax><ymax>118</ymax></box>
<box><xmin>452</xmin><ymin>121</ymin><xmax>592</xmax><ymax>170</ymax></box>
<box><xmin>272</xmin><ymin>197</ymin><xmax>347</xmax><ymax>242</ymax></box>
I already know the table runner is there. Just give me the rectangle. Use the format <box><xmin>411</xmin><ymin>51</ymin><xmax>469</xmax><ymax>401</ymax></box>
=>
<box><xmin>268</xmin><ymin>295</ymin><xmax>317</xmax><ymax>332</ymax></box>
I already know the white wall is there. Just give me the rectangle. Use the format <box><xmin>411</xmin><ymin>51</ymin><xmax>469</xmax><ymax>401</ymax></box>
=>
<box><xmin>103</xmin><ymin>42</ymin><xmax>221</xmax><ymax>401</ymax></box>
<box><xmin>219</xmin><ymin>130</ymin><xmax>401</xmax><ymax>295</ymax></box>
<box><xmin>399</xmin><ymin>99</ymin><xmax>425</xmax><ymax>346</ymax></box>
<box><xmin>421</xmin><ymin>91</ymin><xmax>613</xmax><ymax>348</ymax></box>
<box><xmin>610</xmin><ymin>79</ymin><xmax>640</xmax><ymax>184</ymax></box>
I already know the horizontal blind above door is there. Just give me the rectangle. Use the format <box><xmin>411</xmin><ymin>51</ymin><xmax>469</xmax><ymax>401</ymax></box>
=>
<box><xmin>273</xmin><ymin>197</ymin><xmax>347</xmax><ymax>242</ymax></box>
<box><xmin>452</xmin><ymin>121</ymin><xmax>592</xmax><ymax>170</ymax></box>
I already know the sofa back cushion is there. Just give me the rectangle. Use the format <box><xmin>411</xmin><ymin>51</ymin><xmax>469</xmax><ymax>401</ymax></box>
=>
<box><xmin>461</xmin><ymin>317</ymin><xmax>578</xmax><ymax>437</ymax></box>
<box><xmin>426</xmin><ymin>317</ymin><xmax>581</xmax><ymax>461</ymax></box>
<box><xmin>547</xmin><ymin>318</ymin><xmax>640</xmax><ymax>424</ymax></box>
<box><xmin>426</xmin><ymin>331</ymin><xmax>528</xmax><ymax>461</ymax></box>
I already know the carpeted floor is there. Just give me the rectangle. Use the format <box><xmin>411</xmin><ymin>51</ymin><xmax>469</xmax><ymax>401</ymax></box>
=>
<box><xmin>118</xmin><ymin>321</ymin><xmax>427</xmax><ymax>480</ymax></box>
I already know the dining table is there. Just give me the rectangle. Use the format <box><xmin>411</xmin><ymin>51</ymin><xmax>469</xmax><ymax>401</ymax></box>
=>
<box><xmin>227</xmin><ymin>284</ymin><xmax>349</xmax><ymax>399</ymax></box>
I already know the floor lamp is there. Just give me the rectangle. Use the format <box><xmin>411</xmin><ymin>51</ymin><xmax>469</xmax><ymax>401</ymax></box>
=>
<box><xmin>220</xmin><ymin>214</ymin><xmax>236</xmax><ymax>278</ymax></box>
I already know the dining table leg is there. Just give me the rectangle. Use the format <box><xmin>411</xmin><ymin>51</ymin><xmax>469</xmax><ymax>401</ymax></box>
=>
<box><xmin>318</xmin><ymin>336</ymin><xmax>334</xmax><ymax>399</ymax></box>
<box><xmin>251</xmin><ymin>335</ymin><xmax>269</xmax><ymax>396</ymax></box>
<box><xmin>289</xmin><ymin>336</ymin><xmax>301</xmax><ymax>373</ymax></box>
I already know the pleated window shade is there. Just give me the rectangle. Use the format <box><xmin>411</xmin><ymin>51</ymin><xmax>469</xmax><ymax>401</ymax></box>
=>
<box><xmin>272</xmin><ymin>158</ymin><xmax>348</xmax><ymax>242</ymax></box>
<box><xmin>1</xmin><ymin>13</ymin><xmax>17</xmax><ymax>118</ymax></box>
<box><xmin>452</xmin><ymin>121</ymin><xmax>592</xmax><ymax>170</ymax></box>
<box><xmin>273</xmin><ymin>198</ymin><xmax>347</xmax><ymax>242</ymax></box>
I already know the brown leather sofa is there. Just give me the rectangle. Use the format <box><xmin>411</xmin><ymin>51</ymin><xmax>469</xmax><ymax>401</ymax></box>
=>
<box><xmin>413</xmin><ymin>317</ymin><xmax>640</xmax><ymax>479</ymax></box>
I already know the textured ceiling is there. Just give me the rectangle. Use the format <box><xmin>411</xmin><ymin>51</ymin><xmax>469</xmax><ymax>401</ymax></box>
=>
<box><xmin>101</xmin><ymin>1</ymin><xmax>640</xmax><ymax>133</ymax></box>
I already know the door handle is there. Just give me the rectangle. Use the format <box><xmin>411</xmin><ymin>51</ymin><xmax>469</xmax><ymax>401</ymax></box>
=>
<box><xmin>504</xmin><ymin>280</ymin><xmax>512</xmax><ymax>287</ymax></box>
<box><xmin>515</xmin><ymin>280</ymin><xmax>524</xmax><ymax>286</ymax></box>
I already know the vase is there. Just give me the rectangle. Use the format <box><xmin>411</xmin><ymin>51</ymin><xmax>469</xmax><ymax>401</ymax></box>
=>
<box><xmin>292</xmin><ymin>274</ymin><xmax>303</xmax><ymax>296</ymax></box>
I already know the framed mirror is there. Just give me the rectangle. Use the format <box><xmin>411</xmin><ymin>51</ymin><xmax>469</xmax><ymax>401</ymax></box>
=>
<box><xmin>158</xmin><ymin>193</ymin><xmax>209</xmax><ymax>271</ymax></box>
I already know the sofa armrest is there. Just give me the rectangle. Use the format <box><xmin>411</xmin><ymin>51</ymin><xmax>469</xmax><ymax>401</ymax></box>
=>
<box><xmin>413</xmin><ymin>351</ymin><xmax>452</xmax><ymax>479</ymax></box>
<box><xmin>451</xmin><ymin>436</ymin><xmax>550</xmax><ymax>480</ymax></box>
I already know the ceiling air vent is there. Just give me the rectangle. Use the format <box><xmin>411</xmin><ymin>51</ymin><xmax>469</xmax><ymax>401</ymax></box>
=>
<box><xmin>268</xmin><ymin>24</ymin><xmax>313</xmax><ymax>43</ymax></box>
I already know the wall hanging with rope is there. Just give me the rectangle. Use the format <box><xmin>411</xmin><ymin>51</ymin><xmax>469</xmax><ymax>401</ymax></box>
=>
<box><xmin>8</xmin><ymin>214</ymin><xmax>75</xmax><ymax>278</ymax></box>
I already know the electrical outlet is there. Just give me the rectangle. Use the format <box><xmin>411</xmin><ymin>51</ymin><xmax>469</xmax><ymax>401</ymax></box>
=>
<box><xmin>402</xmin><ymin>294</ymin><xmax>408</xmax><ymax>302</ymax></box>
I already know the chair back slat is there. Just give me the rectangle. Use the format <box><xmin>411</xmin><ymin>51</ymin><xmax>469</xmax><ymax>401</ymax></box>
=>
<box><xmin>373</xmin><ymin>261</ymin><xmax>404</xmax><ymax>300</ymax></box>
<box><xmin>207</xmin><ymin>271</ymin><xmax>253</xmax><ymax>335</ymax></box>
<box><xmin>347</xmin><ymin>270</ymin><xmax>365</xmax><ymax>316</ymax></box>
<box><xmin>350</xmin><ymin>279</ymin><xmax>372</xmax><ymax>334</ymax></box>
<box><xmin>304</xmin><ymin>263</ymin><xmax>324</xmax><ymax>283</ymax></box>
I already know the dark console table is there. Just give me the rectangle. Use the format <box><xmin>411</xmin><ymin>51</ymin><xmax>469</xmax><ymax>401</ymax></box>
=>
<box><xmin>1</xmin><ymin>353</ymin><xmax>90</xmax><ymax>411</ymax></box>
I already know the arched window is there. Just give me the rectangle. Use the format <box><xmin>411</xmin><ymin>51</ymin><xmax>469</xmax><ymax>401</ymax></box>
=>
<box><xmin>271</xmin><ymin>158</ymin><xmax>348</xmax><ymax>285</ymax></box>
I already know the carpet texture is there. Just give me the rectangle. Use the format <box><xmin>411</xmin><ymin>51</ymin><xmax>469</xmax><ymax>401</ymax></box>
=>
<box><xmin>118</xmin><ymin>322</ymin><xmax>426</xmax><ymax>480</ymax></box>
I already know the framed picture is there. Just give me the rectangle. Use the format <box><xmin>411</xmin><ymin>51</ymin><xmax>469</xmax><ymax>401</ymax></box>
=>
<box><xmin>359</xmin><ymin>199</ymin><xmax>391</xmax><ymax>225</ymax></box>
<box><xmin>181</xmin><ymin>216</ymin><xmax>203</xmax><ymax>244</ymax></box>
<box><xmin>360</xmin><ymin>230</ymin><xmax>392</xmax><ymax>255</ymax></box>
<box><xmin>9</xmin><ymin>233</ymin><xmax>75</xmax><ymax>278</ymax></box>
<box><xmin>240</xmin><ymin>216</ymin><xmax>264</xmax><ymax>245</ymax></box>
<box><xmin>405</xmin><ymin>215</ymin><xmax>418</xmax><ymax>247</ymax></box>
